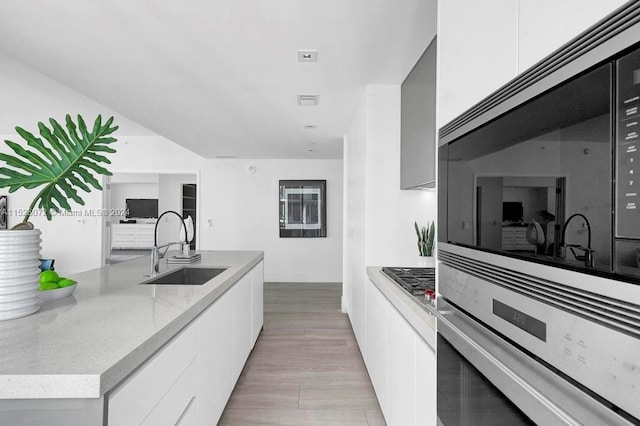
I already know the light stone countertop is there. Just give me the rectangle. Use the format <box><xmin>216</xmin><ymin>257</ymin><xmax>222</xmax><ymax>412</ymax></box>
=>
<box><xmin>366</xmin><ymin>266</ymin><xmax>437</xmax><ymax>350</ymax></box>
<box><xmin>0</xmin><ymin>250</ymin><xmax>263</xmax><ymax>399</ymax></box>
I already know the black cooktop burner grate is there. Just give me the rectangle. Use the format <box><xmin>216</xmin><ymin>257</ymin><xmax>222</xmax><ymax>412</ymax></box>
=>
<box><xmin>382</xmin><ymin>267</ymin><xmax>435</xmax><ymax>296</ymax></box>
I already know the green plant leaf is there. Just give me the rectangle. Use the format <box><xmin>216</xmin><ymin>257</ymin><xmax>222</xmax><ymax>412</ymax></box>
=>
<box><xmin>426</xmin><ymin>221</ymin><xmax>435</xmax><ymax>256</ymax></box>
<box><xmin>0</xmin><ymin>114</ymin><xmax>118</xmax><ymax>221</ymax></box>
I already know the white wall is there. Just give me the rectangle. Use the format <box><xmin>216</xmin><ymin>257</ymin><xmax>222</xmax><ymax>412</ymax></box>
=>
<box><xmin>0</xmin><ymin>52</ymin><xmax>206</xmax><ymax>275</ymax></box>
<box><xmin>110</xmin><ymin>183</ymin><xmax>159</xmax><ymax>219</ymax></box>
<box><xmin>199</xmin><ymin>159</ymin><xmax>343</xmax><ymax>283</ymax></box>
<box><xmin>343</xmin><ymin>85</ymin><xmax>437</xmax><ymax>319</ymax></box>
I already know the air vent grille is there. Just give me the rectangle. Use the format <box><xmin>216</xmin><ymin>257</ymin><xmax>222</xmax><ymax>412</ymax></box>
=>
<box><xmin>439</xmin><ymin>250</ymin><xmax>640</xmax><ymax>338</ymax></box>
<box><xmin>297</xmin><ymin>94</ymin><xmax>319</xmax><ymax>106</ymax></box>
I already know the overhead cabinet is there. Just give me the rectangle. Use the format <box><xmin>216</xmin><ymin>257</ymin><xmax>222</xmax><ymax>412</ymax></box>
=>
<box><xmin>401</xmin><ymin>36</ymin><xmax>437</xmax><ymax>190</ymax></box>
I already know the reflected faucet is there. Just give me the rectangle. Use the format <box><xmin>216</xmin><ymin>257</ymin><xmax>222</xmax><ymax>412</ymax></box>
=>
<box><xmin>151</xmin><ymin>210</ymin><xmax>189</xmax><ymax>274</ymax></box>
<box><xmin>560</xmin><ymin>213</ymin><xmax>594</xmax><ymax>268</ymax></box>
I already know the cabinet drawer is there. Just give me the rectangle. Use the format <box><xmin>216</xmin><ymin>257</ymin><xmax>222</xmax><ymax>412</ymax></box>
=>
<box><xmin>107</xmin><ymin>322</ymin><xmax>198</xmax><ymax>426</ymax></box>
<box><xmin>141</xmin><ymin>357</ymin><xmax>198</xmax><ymax>426</ymax></box>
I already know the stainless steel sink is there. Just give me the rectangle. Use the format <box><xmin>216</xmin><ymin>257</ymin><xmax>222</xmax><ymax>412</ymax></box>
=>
<box><xmin>143</xmin><ymin>267</ymin><xmax>227</xmax><ymax>285</ymax></box>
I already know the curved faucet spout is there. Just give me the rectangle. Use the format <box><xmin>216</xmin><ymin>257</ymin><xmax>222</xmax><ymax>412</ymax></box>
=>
<box><xmin>155</xmin><ymin>210</ymin><xmax>188</xmax><ymax>247</ymax></box>
<box><xmin>560</xmin><ymin>213</ymin><xmax>594</xmax><ymax>268</ymax></box>
<box><xmin>151</xmin><ymin>210</ymin><xmax>189</xmax><ymax>274</ymax></box>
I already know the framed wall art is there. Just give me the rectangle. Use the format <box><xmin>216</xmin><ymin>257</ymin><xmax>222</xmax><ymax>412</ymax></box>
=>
<box><xmin>279</xmin><ymin>180</ymin><xmax>326</xmax><ymax>238</ymax></box>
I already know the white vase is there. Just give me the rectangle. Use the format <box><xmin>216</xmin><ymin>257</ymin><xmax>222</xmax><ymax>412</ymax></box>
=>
<box><xmin>417</xmin><ymin>255</ymin><xmax>435</xmax><ymax>267</ymax></box>
<box><xmin>0</xmin><ymin>229</ymin><xmax>42</xmax><ymax>320</ymax></box>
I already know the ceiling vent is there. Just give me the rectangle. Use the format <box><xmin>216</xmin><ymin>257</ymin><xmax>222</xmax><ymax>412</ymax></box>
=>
<box><xmin>297</xmin><ymin>94</ymin><xmax>319</xmax><ymax>106</ymax></box>
<box><xmin>297</xmin><ymin>50</ymin><xmax>318</xmax><ymax>62</ymax></box>
<box><xmin>304</xmin><ymin>124</ymin><xmax>317</xmax><ymax>129</ymax></box>
<box><xmin>215</xmin><ymin>155</ymin><xmax>239</xmax><ymax>159</ymax></box>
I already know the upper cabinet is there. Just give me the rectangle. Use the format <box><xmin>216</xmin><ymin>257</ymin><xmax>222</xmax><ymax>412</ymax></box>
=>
<box><xmin>518</xmin><ymin>0</ymin><xmax>628</xmax><ymax>71</ymax></box>
<box><xmin>437</xmin><ymin>0</ymin><xmax>518</xmax><ymax>129</ymax></box>
<box><xmin>436</xmin><ymin>0</ymin><xmax>627</xmax><ymax>131</ymax></box>
<box><xmin>401</xmin><ymin>36</ymin><xmax>437</xmax><ymax>190</ymax></box>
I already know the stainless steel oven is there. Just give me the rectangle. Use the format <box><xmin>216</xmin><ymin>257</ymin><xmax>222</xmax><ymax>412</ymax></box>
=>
<box><xmin>437</xmin><ymin>246</ymin><xmax>640</xmax><ymax>425</ymax></box>
<box><xmin>437</xmin><ymin>3</ymin><xmax>640</xmax><ymax>425</ymax></box>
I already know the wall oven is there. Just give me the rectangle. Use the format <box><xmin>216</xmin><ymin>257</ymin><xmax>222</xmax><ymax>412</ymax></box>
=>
<box><xmin>437</xmin><ymin>3</ymin><xmax>640</xmax><ymax>425</ymax></box>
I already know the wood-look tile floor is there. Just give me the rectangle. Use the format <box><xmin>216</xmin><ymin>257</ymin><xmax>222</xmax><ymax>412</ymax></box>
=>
<box><xmin>219</xmin><ymin>282</ymin><xmax>386</xmax><ymax>425</ymax></box>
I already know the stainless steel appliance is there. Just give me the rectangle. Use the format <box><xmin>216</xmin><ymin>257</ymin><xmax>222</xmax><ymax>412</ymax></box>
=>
<box><xmin>437</xmin><ymin>3</ymin><xmax>640</xmax><ymax>425</ymax></box>
<box><xmin>382</xmin><ymin>267</ymin><xmax>436</xmax><ymax>295</ymax></box>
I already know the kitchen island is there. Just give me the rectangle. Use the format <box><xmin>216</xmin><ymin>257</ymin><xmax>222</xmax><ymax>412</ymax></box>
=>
<box><xmin>0</xmin><ymin>250</ymin><xmax>264</xmax><ymax>425</ymax></box>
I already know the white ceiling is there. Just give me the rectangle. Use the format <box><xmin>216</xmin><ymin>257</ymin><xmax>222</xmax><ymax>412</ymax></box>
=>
<box><xmin>0</xmin><ymin>1</ymin><xmax>435</xmax><ymax>159</ymax></box>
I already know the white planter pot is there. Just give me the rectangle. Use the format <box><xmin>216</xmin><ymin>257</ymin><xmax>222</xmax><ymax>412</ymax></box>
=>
<box><xmin>417</xmin><ymin>256</ymin><xmax>435</xmax><ymax>268</ymax></box>
<box><xmin>0</xmin><ymin>229</ymin><xmax>42</xmax><ymax>320</ymax></box>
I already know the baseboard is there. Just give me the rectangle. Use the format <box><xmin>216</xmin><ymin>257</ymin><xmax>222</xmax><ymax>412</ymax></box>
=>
<box><xmin>264</xmin><ymin>271</ymin><xmax>342</xmax><ymax>283</ymax></box>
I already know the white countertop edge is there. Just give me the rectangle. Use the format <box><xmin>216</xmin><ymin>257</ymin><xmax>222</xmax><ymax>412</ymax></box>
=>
<box><xmin>0</xmin><ymin>375</ymin><xmax>101</xmax><ymax>399</ymax></box>
<box><xmin>366</xmin><ymin>266</ymin><xmax>436</xmax><ymax>350</ymax></box>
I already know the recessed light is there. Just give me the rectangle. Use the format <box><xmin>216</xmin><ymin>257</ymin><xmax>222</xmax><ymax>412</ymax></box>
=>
<box><xmin>298</xmin><ymin>94</ymin><xmax>319</xmax><ymax>106</ymax></box>
<box><xmin>297</xmin><ymin>50</ymin><xmax>318</xmax><ymax>62</ymax></box>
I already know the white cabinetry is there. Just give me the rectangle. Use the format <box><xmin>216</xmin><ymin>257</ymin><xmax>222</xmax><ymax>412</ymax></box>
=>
<box><xmin>197</xmin><ymin>286</ymin><xmax>234</xmax><ymax>424</ymax></box>
<box><xmin>518</xmin><ymin>0</ymin><xmax>627</xmax><ymax>71</ymax></box>
<box><xmin>437</xmin><ymin>0</ymin><xmax>625</xmax><ymax>130</ymax></box>
<box><xmin>108</xmin><ymin>260</ymin><xmax>264</xmax><ymax>426</ymax></box>
<box><xmin>108</xmin><ymin>319</ymin><xmax>198</xmax><ymax>426</ymax></box>
<box><xmin>437</xmin><ymin>0</ymin><xmax>518</xmax><ymax>128</ymax></box>
<box><xmin>111</xmin><ymin>223</ymin><xmax>155</xmax><ymax>249</ymax></box>
<box><xmin>387</xmin><ymin>303</ymin><xmax>416</xmax><ymax>425</ymax></box>
<box><xmin>365</xmin><ymin>283</ymin><xmax>389</xmax><ymax>416</ymax></box>
<box><xmin>251</xmin><ymin>260</ymin><xmax>264</xmax><ymax>346</ymax></box>
<box><xmin>232</xmin><ymin>272</ymin><xmax>253</xmax><ymax>384</ymax></box>
<box><xmin>415</xmin><ymin>336</ymin><xmax>436</xmax><ymax>426</ymax></box>
<box><xmin>362</xmin><ymin>279</ymin><xmax>436</xmax><ymax>426</ymax></box>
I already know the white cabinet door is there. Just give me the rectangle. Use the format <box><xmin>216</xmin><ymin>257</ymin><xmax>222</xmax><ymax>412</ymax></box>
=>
<box><xmin>197</xmin><ymin>289</ymin><xmax>234</xmax><ymax>424</ymax></box>
<box><xmin>351</xmin><ymin>273</ymin><xmax>367</xmax><ymax>357</ymax></box>
<box><xmin>108</xmin><ymin>321</ymin><xmax>198</xmax><ymax>426</ymax></box>
<box><xmin>141</xmin><ymin>358</ymin><xmax>198</xmax><ymax>426</ymax></box>
<box><xmin>251</xmin><ymin>260</ymin><xmax>264</xmax><ymax>347</ymax></box>
<box><xmin>415</xmin><ymin>335</ymin><xmax>436</xmax><ymax>426</ymax></box>
<box><xmin>231</xmin><ymin>272</ymin><xmax>253</xmax><ymax>384</ymax></box>
<box><xmin>437</xmin><ymin>0</ymin><xmax>518</xmax><ymax>128</ymax></box>
<box><xmin>387</xmin><ymin>304</ymin><xmax>416</xmax><ymax>426</ymax></box>
<box><xmin>518</xmin><ymin>0</ymin><xmax>627</xmax><ymax>71</ymax></box>
<box><xmin>365</xmin><ymin>280</ymin><xmax>389</xmax><ymax>417</ymax></box>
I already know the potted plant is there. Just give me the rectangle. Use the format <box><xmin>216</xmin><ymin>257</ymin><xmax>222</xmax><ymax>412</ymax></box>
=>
<box><xmin>415</xmin><ymin>221</ymin><xmax>435</xmax><ymax>266</ymax></box>
<box><xmin>0</xmin><ymin>114</ymin><xmax>118</xmax><ymax>320</ymax></box>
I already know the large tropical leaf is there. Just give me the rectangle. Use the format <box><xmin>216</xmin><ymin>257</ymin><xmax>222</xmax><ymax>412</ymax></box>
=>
<box><xmin>0</xmin><ymin>114</ymin><xmax>118</xmax><ymax>221</ymax></box>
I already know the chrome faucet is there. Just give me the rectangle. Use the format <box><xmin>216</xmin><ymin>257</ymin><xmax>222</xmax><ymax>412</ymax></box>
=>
<box><xmin>560</xmin><ymin>213</ymin><xmax>594</xmax><ymax>268</ymax></box>
<box><xmin>151</xmin><ymin>210</ymin><xmax>189</xmax><ymax>274</ymax></box>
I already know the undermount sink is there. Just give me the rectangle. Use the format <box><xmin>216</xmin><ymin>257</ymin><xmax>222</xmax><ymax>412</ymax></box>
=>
<box><xmin>143</xmin><ymin>267</ymin><xmax>227</xmax><ymax>285</ymax></box>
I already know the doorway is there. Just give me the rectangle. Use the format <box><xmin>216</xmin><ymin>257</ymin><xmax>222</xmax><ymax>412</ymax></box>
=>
<box><xmin>102</xmin><ymin>172</ymin><xmax>199</xmax><ymax>265</ymax></box>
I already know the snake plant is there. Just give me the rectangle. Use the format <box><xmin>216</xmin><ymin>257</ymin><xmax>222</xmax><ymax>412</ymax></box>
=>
<box><xmin>0</xmin><ymin>114</ymin><xmax>118</xmax><ymax>224</ymax></box>
<box><xmin>415</xmin><ymin>221</ymin><xmax>435</xmax><ymax>256</ymax></box>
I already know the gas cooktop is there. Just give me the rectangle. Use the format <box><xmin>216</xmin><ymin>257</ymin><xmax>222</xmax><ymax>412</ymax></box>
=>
<box><xmin>382</xmin><ymin>267</ymin><xmax>435</xmax><ymax>296</ymax></box>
